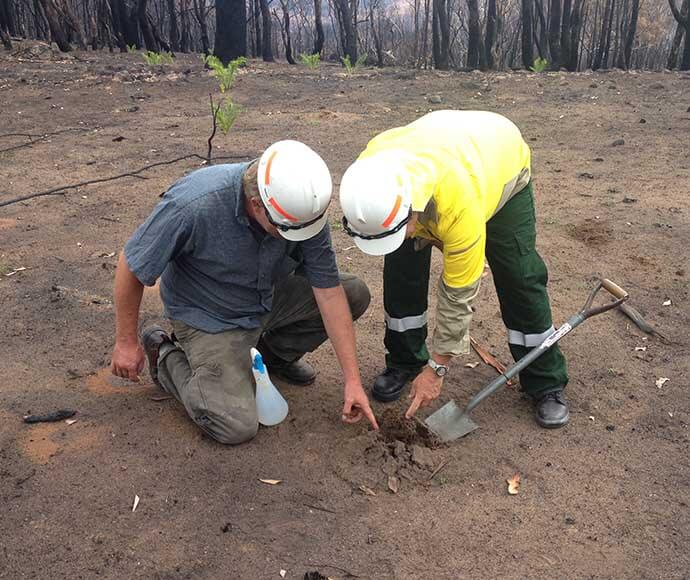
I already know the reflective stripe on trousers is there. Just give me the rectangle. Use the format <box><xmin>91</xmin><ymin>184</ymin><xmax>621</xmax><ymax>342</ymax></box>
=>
<box><xmin>507</xmin><ymin>325</ymin><xmax>556</xmax><ymax>348</ymax></box>
<box><xmin>384</xmin><ymin>311</ymin><xmax>428</xmax><ymax>332</ymax></box>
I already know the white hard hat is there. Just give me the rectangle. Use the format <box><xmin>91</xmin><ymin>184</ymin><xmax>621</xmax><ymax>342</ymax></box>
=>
<box><xmin>339</xmin><ymin>152</ymin><xmax>412</xmax><ymax>255</ymax></box>
<box><xmin>257</xmin><ymin>140</ymin><xmax>333</xmax><ymax>241</ymax></box>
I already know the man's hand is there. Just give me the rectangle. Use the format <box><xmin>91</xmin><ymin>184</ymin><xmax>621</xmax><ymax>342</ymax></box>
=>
<box><xmin>405</xmin><ymin>367</ymin><xmax>444</xmax><ymax>418</ymax></box>
<box><xmin>342</xmin><ymin>381</ymin><xmax>379</xmax><ymax>430</ymax></box>
<box><xmin>111</xmin><ymin>340</ymin><xmax>146</xmax><ymax>382</ymax></box>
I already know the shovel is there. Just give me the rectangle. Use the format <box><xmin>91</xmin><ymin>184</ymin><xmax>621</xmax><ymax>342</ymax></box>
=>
<box><xmin>424</xmin><ymin>278</ymin><xmax>629</xmax><ymax>442</ymax></box>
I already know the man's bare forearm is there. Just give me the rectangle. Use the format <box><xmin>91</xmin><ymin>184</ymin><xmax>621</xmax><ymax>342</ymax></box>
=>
<box><xmin>114</xmin><ymin>252</ymin><xmax>145</xmax><ymax>344</ymax></box>
<box><xmin>313</xmin><ymin>285</ymin><xmax>361</xmax><ymax>385</ymax></box>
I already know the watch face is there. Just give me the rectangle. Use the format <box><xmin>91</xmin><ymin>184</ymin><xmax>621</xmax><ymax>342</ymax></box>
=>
<box><xmin>436</xmin><ymin>366</ymin><xmax>447</xmax><ymax>377</ymax></box>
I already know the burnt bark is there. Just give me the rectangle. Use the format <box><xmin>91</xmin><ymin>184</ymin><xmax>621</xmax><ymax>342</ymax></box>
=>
<box><xmin>179</xmin><ymin>0</ymin><xmax>190</xmax><ymax>52</ymax></box>
<box><xmin>667</xmin><ymin>0</ymin><xmax>688</xmax><ymax>69</ymax></box>
<box><xmin>466</xmin><ymin>0</ymin><xmax>481</xmax><ymax>69</ymax></box>
<box><xmin>214</xmin><ymin>0</ymin><xmax>245</xmax><ymax>62</ymax></box>
<box><xmin>194</xmin><ymin>0</ymin><xmax>210</xmax><ymax>54</ymax></box>
<box><xmin>521</xmin><ymin>0</ymin><xmax>534</xmax><ymax>68</ymax></box>
<box><xmin>622</xmin><ymin>0</ymin><xmax>639</xmax><ymax>68</ymax></box>
<box><xmin>333</xmin><ymin>0</ymin><xmax>357</xmax><ymax>61</ymax></box>
<box><xmin>433</xmin><ymin>0</ymin><xmax>450</xmax><ymax>69</ymax></box>
<box><xmin>313</xmin><ymin>0</ymin><xmax>324</xmax><ymax>55</ymax></box>
<box><xmin>548</xmin><ymin>0</ymin><xmax>562</xmax><ymax>68</ymax></box>
<box><xmin>669</xmin><ymin>0</ymin><xmax>690</xmax><ymax>70</ymax></box>
<box><xmin>167</xmin><ymin>0</ymin><xmax>179</xmax><ymax>51</ymax></box>
<box><xmin>137</xmin><ymin>0</ymin><xmax>159</xmax><ymax>50</ymax></box>
<box><xmin>259</xmin><ymin>0</ymin><xmax>273</xmax><ymax>62</ymax></box>
<box><xmin>38</xmin><ymin>0</ymin><xmax>71</xmax><ymax>50</ymax></box>
<box><xmin>278</xmin><ymin>0</ymin><xmax>295</xmax><ymax>64</ymax></box>
<box><xmin>484</xmin><ymin>0</ymin><xmax>499</xmax><ymax>69</ymax></box>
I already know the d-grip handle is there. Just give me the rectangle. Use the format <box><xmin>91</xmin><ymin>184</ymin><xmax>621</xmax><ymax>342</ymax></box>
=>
<box><xmin>601</xmin><ymin>279</ymin><xmax>628</xmax><ymax>301</ymax></box>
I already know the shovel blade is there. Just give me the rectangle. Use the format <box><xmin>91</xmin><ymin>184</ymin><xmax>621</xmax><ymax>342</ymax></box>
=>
<box><xmin>425</xmin><ymin>400</ymin><xmax>479</xmax><ymax>442</ymax></box>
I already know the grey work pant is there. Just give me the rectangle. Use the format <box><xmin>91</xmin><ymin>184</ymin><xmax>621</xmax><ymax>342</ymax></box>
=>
<box><xmin>156</xmin><ymin>274</ymin><xmax>371</xmax><ymax>445</ymax></box>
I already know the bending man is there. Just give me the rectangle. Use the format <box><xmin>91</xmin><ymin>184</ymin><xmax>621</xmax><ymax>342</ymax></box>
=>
<box><xmin>339</xmin><ymin>111</ymin><xmax>569</xmax><ymax>428</ymax></box>
<box><xmin>112</xmin><ymin>140</ymin><xmax>378</xmax><ymax>444</ymax></box>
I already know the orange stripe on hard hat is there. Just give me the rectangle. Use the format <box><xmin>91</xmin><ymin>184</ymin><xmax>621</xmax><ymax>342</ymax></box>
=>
<box><xmin>269</xmin><ymin>197</ymin><xmax>298</xmax><ymax>222</ymax></box>
<box><xmin>381</xmin><ymin>195</ymin><xmax>402</xmax><ymax>228</ymax></box>
<box><xmin>264</xmin><ymin>150</ymin><xmax>278</xmax><ymax>185</ymax></box>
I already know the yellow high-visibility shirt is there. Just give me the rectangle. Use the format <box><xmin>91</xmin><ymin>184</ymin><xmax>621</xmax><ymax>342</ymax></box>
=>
<box><xmin>359</xmin><ymin>110</ymin><xmax>531</xmax><ymax>289</ymax></box>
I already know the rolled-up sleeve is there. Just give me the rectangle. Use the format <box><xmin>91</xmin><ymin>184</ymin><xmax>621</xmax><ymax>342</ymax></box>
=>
<box><xmin>124</xmin><ymin>199</ymin><xmax>192</xmax><ymax>286</ymax></box>
<box><xmin>299</xmin><ymin>223</ymin><xmax>340</xmax><ymax>289</ymax></box>
<box><xmin>432</xmin><ymin>277</ymin><xmax>481</xmax><ymax>356</ymax></box>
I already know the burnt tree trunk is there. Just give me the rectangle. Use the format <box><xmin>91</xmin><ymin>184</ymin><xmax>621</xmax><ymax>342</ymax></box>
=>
<box><xmin>548</xmin><ymin>0</ymin><xmax>562</xmax><ymax>68</ymax></box>
<box><xmin>667</xmin><ymin>0</ymin><xmax>688</xmax><ymax>69</ymax></box>
<box><xmin>313</xmin><ymin>0</ymin><xmax>324</xmax><ymax>55</ymax></box>
<box><xmin>333</xmin><ymin>0</ymin><xmax>357</xmax><ymax>62</ymax></box>
<box><xmin>194</xmin><ymin>0</ymin><xmax>210</xmax><ymax>54</ymax></box>
<box><xmin>561</xmin><ymin>0</ymin><xmax>572</xmax><ymax>68</ymax></box>
<box><xmin>38</xmin><ymin>0</ymin><xmax>71</xmax><ymax>50</ymax></box>
<box><xmin>166</xmin><ymin>0</ymin><xmax>179</xmax><ymax>50</ymax></box>
<box><xmin>593</xmin><ymin>0</ymin><xmax>613</xmax><ymax>69</ymax></box>
<box><xmin>567</xmin><ymin>0</ymin><xmax>583</xmax><ymax>70</ymax></box>
<box><xmin>521</xmin><ymin>0</ymin><xmax>534</xmax><ymax>68</ymax></box>
<box><xmin>278</xmin><ymin>0</ymin><xmax>295</xmax><ymax>64</ymax></box>
<box><xmin>259</xmin><ymin>0</ymin><xmax>273</xmax><ymax>61</ymax></box>
<box><xmin>252</xmin><ymin>0</ymin><xmax>261</xmax><ymax>56</ymax></box>
<box><xmin>137</xmin><ymin>0</ymin><xmax>158</xmax><ymax>50</ymax></box>
<box><xmin>669</xmin><ymin>0</ymin><xmax>690</xmax><ymax>70</ymax></box>
<box><xmin>484</xmin><ymin>0</ymin><xmax>498</xmax><ymax>69</ymax></box>
<box><xmin>179</xmin><ymin>0</ymin><xmax>190</xmax><ymax>52</ymax></box>
<box><xmin>215</xmin><ymin>0</ymin><xmax>246</xmax><ymax>61</ymax></box>
<box><xmin>622</xmin><ymin>0</ymin><xmax>639</xmax><ymax>68</ymax></box>
<box><xmin>433</xmin><ymin>0</ymin><xmax>450</xmax><ymax>69</ymax></box>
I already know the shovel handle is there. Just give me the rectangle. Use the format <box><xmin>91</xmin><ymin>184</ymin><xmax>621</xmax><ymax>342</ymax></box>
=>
<box><xmin>601</xmin><ymin>279</ymin><xmax>628</xmax><ymax>301</ymax></box>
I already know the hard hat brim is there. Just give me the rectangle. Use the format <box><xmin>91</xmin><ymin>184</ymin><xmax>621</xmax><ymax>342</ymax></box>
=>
<box><xmin>276</xmin><ymin>211</ymin><xmax>329</xmax><ymax>241</ymax></box>
<box><xmin>352</xmin><ymin>226</ymin><xmax>407</xmax><ymax>256</ymax></box>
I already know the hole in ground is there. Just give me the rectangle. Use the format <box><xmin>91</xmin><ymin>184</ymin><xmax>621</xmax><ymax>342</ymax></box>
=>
<box><xmin>376</xmin><ymin>408</ymin><xmax>441</xmax><ymax>449</ymax></box>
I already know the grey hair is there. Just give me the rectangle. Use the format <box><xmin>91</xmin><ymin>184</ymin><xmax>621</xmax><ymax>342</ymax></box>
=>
<box><xmin>242</xmin><ymin>160</ymin><xmax>261</xmax><ymax>200</ymax></box>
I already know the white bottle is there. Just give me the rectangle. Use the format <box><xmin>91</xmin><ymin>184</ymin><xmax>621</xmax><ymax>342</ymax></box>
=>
<box><xmin>251</xmin><ymin>347</ymin><xmax>289</xmax><ymax>426</ymax></box>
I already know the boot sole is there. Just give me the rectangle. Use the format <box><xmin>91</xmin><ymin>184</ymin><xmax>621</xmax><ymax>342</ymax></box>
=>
<box><xmin>535</xmin><ymin>411</ymin><xmax>570</xmax><ymax>429</ymax></box>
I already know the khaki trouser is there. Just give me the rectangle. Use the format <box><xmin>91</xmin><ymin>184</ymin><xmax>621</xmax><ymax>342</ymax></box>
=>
<box><xmin>156</xmin><ymin>274</ymin><xmax>370</xmax><ymax>444</ymax></box>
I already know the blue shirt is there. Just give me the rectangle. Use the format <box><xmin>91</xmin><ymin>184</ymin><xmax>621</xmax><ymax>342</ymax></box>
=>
<box><xmin>124</xmin><ymin>163</ymin><xmax>340</xmax><ymax>333</ymax></box>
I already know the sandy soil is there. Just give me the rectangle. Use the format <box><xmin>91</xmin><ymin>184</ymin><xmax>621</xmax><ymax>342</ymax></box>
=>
<box><xmin>1</xmin><ymin>44</ymin><xmax>689</xmax><ymax>579</ymax></box>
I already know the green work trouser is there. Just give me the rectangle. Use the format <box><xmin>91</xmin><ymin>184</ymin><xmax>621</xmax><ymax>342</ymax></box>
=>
<box><xmin>156</xmin><ymin>273</ymin><xmax>370</xmax><ymax>444</ymax></box>
<box><xmin>383</xmin><ymin>182</ymin><xmax>568</xmax><ymax>398</ymax></box>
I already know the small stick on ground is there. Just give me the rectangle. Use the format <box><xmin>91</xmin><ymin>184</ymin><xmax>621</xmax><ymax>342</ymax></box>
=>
<box><xmin>470</xmin><ymin>337</ymin><xmax>515</xmax><ymax>386</ymax></box>
<box><xmin>426</xmin><ymin>457</ymin><xmax>452</xmax><ymax>483</ymax></box>
<box><xmin>304</xmin><ymin>564</ymin><xmax>360</xmax><ymax>578</ymax></box>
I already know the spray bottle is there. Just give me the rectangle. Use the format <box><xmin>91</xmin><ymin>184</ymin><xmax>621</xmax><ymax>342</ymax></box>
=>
<box><xmin>250</xmin><ymin>347</ymin><xmax>289</xmax><ymax>426</ymax></box>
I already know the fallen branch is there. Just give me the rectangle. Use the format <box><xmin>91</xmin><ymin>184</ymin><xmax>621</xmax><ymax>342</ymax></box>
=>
<box><xmin>0</xmin><ymin>154</ymin><xmax>205</xmax><ymax>209</ymax></box>
<box><xmin>0</xmin><ymin>127</ymin><xmax>93</xmax><ymax>154</ymax></box>
<box><xmin>304</xmin><ymin>563</ymin><xmax>360</xmax><ymax>578</ymax></box>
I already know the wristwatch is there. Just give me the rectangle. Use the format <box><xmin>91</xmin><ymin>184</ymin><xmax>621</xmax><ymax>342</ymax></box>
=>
<box><xmin>427</xmin><ymin>359</ymin><xmax>449</xmax><ymax>377</ymax></box>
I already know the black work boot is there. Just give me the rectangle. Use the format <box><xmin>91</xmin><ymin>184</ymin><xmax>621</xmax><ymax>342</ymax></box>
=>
<box><xmin>141</xmin><ymin>325</ymin><xmax>173</xmax><ymax>387</ymax></box>
<box><xmin>535</xmin><ymin>390</ymin><xmax>570</xmax><ymax>428</ymax></box>
<box><xmin>266</xmin><ymin>358</ymin><xmax>316</xmax><ymax>385</ymax></box>
<box><xmin>372</xmin><ymin>367</ymin><xmax>421</xmax><ymax>403</ymax></box>
<box><xmin>257</xmin><ymin>339</ymin><xmax>316</xmax><ymax>385</ymax></box>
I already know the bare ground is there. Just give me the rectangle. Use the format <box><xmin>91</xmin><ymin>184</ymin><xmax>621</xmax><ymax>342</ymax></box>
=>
<box><xmin>1</xmin><ymin>45</ymin><xmax>689</xmax><ymax>579</ymax></box>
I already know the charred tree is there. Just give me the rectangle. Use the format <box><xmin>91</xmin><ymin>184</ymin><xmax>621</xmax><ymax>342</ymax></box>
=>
<box><xmin>521</xmin><ymin>0</ymin><xmax>534</xmax><ymax>68</ymax></box>
<box><xmin>167</xmin><ymin>0</ymin><xmax>179</xmax><ymax>51</ymax></box>
<box><xmin>38</xmin><ymin>0</ymin><xmax>72</xmax><ymax>50</ymax></box>
<box><xmin>333</xmin><ymin>0</ymin><xmax>357</xmax><ymax>62</ymax></box>
<box><xmin>137</xmin><ymin>0</ymin><xmax>159</xmax><ymax>50</ymax></box>
<box><xmin>561</xmin><ymin>0</ymin><xmax>572</xmax><ymax>67</ymax></box>
<box><xmin>484</xmin><ymin>0</ymin><xmax>499</xmax><ymax>69</ymax></box>
<box><xmin>277</xmin><ymin>0</ymin><xmax>295</xmax><ymax>63</ymax></box>
<box><xmin>215</xmin><ymin>0</ymin><xmax>246</xmax><ymax>62</ymax></box>
<box><xmin>548</xmin><ymin>0</ymin><xmax>562</xmax><ymax>67</ymax></box>
<box><xmin>259</xmin><ymin>0</ymin><xmax>274</xmax><ymax>62</ymax></box>
<box><xmin>179</xmin><ymin>0</ymin><xmax>190</xmax><ymax>52</ymax></box>
<box><xmin>622</xmin><ymin>0</ymin><xmax>639</xmax><ymax>67</ymax></box>
<box><xmin>432</xmin><ymin>0</ymin><xmax>450</xmax><ymax>69</ymax></box>
<box><xmin>669</xmin><ymin>0</ymin><xmax>690</xmax><ymax>69</ymax></box>
<box><xmin>466</xmin><ymin>0</ymin><xmax>481</xmax><ymax>69</ymax></box>
<box><xmin>667</xmin><ymin>0</ymin><xmax>688</xmax><ymax>69</ymax></box>
<box><xmin>313</xmin><ymin>0</ymin><xmax>324</xmax><ymax>55</ymax></box>
<box><xmin>194</xmin><ymin>0</ymin><xmax>210</xmax><ymax>54</ymax></box>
